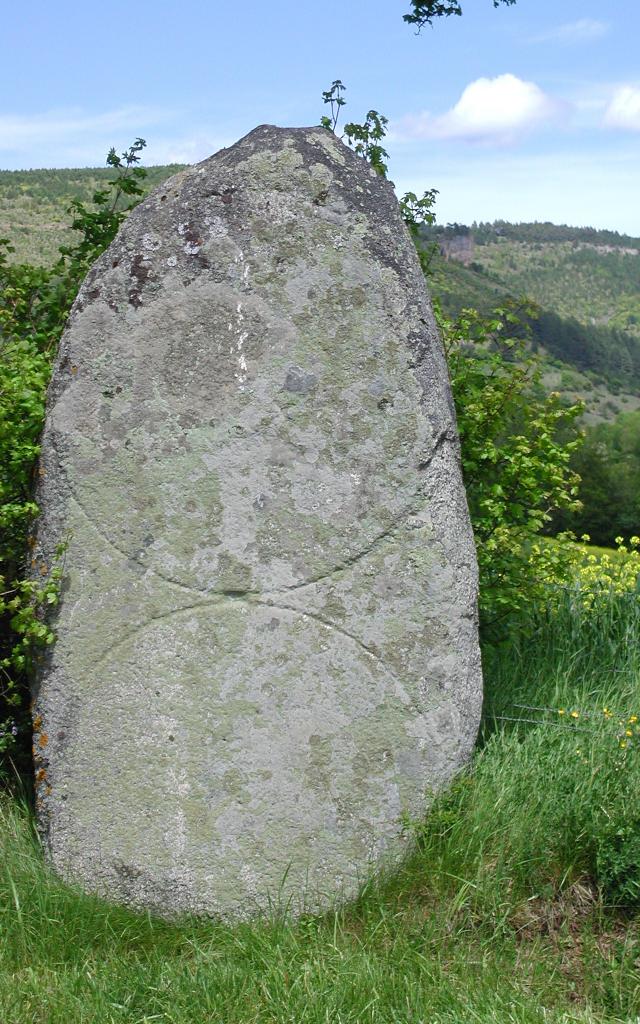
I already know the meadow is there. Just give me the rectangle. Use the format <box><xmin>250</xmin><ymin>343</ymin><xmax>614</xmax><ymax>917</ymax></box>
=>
<box><xmin>2</xmin><ymin>589</ymin><xmax>640</xmax><ymax>1024</ymax></box>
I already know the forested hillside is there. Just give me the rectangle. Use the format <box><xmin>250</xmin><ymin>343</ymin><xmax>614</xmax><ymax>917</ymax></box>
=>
<box><xmin>423</xmin><ymin>221</ymin><xmax>640</xmax><ymax>412</ymax></box>
<box><xmin>0</xmin><ymin>165</ymin><xmax>184</xmax><ymax>265</ymax></box>
<box><xmin>424</xmin><ymin>221</ymin><xmax>640</xmax><ymax>335</ymax></box>
<box><xmin>478</xmin><ymin>240</ymin><xmax>639</xmax><ymax>336</ymax></box>
<box><xmin>415</xmin><ymin>222</ymin><xmax>640</xmax><ymax>541</ymax></box>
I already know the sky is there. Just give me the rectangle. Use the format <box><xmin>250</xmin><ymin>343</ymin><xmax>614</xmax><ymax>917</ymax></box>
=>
<box><xmin>2</xmin><ymin>0</ymin><xmax>640</xmax><ymax>233</ymax></box>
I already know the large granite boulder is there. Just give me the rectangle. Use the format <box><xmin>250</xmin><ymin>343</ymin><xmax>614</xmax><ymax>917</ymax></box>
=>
<box><xmin>32</xmin><ymin>125</ymin><xmax>482</xmax><ymax>919</ymax></box>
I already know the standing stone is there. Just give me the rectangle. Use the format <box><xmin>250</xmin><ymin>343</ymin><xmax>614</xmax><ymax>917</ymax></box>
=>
<box><xmin>32</xmin><ymin>126</ymin><xmax>482</xmax><ymax>919</ymax></box>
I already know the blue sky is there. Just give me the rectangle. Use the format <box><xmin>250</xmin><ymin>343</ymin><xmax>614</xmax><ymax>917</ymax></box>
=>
<box><xmin>2</xmin><ymin>0</ymin><xmax>640</xmax><ymax>232</ymax></box>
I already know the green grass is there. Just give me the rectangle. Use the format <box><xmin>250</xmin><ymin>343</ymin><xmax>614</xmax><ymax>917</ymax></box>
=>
<box><xmin>1</xmin><ymin>594</ymin><xmax>640</xmax><ymax>1023</ymax></box>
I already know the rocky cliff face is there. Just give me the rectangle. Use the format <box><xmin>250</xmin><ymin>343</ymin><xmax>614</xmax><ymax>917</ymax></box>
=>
<box><xmin>438</xmin><ymin>234</ymin><xmax>475</xmax><ymax>265</ymax></box>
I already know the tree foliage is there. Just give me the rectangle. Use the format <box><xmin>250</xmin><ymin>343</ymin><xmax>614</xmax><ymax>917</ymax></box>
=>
<box><xmin>555</xmin><ymin>411</ymin><xmax>640</xmax><ymax>546</ymax></box>
<box><xmin>404</xmin><ymin>0</ymin><xmax>516</xmax><ymax>29</ymax></box>
<box><xmin>321</xmin><ymin>81</ymin><xmax>390</xmax><ymax>177</ymax></box>
<box><xmin>321</xmin><ymin>81</ymin><xmax>438</xmax><ymax>236</ymax></box>
<box><xmin>0</xmin><ymin>142</ymin><xmax>147</xmax><ymax>769</ymax></box>
<box><xmin>441</xmin><ymin>304</ymin><xmax>582</xmax><ymax>623</ymax></box>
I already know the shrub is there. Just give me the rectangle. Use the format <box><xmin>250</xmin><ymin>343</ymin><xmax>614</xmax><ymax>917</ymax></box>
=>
<box><xmin>440</xmin><ymin>303</ymin><xmax>583</xmax><ymax>626</ymax></box>
<box><xmin>0</xmin><ymin>142</ymin><xmax>147</xmax><ymax>773</ymax></box>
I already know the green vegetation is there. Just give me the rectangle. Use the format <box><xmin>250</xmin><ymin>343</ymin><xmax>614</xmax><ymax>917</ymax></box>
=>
<box><xmin>2</xmin><ymin>596</ymin><xmax>640</xmax><ymax>1023</ymax></box>
<box><xmin>0</xmin><ymin>142</ymin><xmax>149</xmax><ymax>767</ymax></box>
<box><xmin>442</xmin><ymin>303</ymin><xmax>582</xmax><ymax>621</ymax></box>
<box><xmin>0</xmin><ymin>115</ymin><xmax>639</xmax><ymax>1022</ymax></box>
<box><xmin>556</xmin><ymin>410</ymin><xmax>640</xmax><ymax>545</ymax></box>
<box><xmin>0</xmin><ymin>163</ymin><xmax>183</xmax><ymax>265</ymax></box>
<box><xmin>404</xmin><ymin>0</ymin><xmax>516</xmax><ymax>28</ymax></box>
<box><xmin>481</xmin><ymin>591</ymin><xmax>640</xmax><ymax>913</ymax></box>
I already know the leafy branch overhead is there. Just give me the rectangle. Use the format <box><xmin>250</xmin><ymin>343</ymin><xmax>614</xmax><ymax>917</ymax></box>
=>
<box><xmin>404</xmin><ymin>0</ymin><xmax>516</xmax><ymax>28</ymax></box>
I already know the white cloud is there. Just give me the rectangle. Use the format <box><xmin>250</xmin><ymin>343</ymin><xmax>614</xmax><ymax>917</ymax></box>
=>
<box><xmin>530</xmin><ymin>18</ymin><xmax>610</xmax><ymax>45</ymax></box>
<box><xmin>394</xmin><ymin>74</ymin><xmax>558</xmax><ymax>144</ymax></box>
<box><xmin>604</xmin><ymin>86</ymin><xmax>640</xmax><ymax>132</ymax></box>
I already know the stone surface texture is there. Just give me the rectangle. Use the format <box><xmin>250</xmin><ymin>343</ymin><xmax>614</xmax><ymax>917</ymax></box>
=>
<box><xmin>32</xmin><ymin>125</ymin><xmax>482</xmax><ymax>919</ymax></box>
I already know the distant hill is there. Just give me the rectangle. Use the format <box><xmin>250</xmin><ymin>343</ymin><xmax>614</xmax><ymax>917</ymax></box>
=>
<box><xmin>457</xmin><ymin>220</ymin><xmax>640</xmax><ymax>250</ymax></box>
<box><xmin>421</xmin><ymin>221</ymin><xmax>640</xmax><ymax>420</ymax></box>
<box><xmin>0</xmin><ymin>164</ymin><xmax>185</xmax><ymax>265</ymax></box>
<box><xmin>423</xmin><ymin>221</ymin><xmax>640</xmax><ymax>336</ymax></box>
<box><xmin>1</xmin><ymin>169</ymin><xmax>639</xmax><ymax>422</ymax></box>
